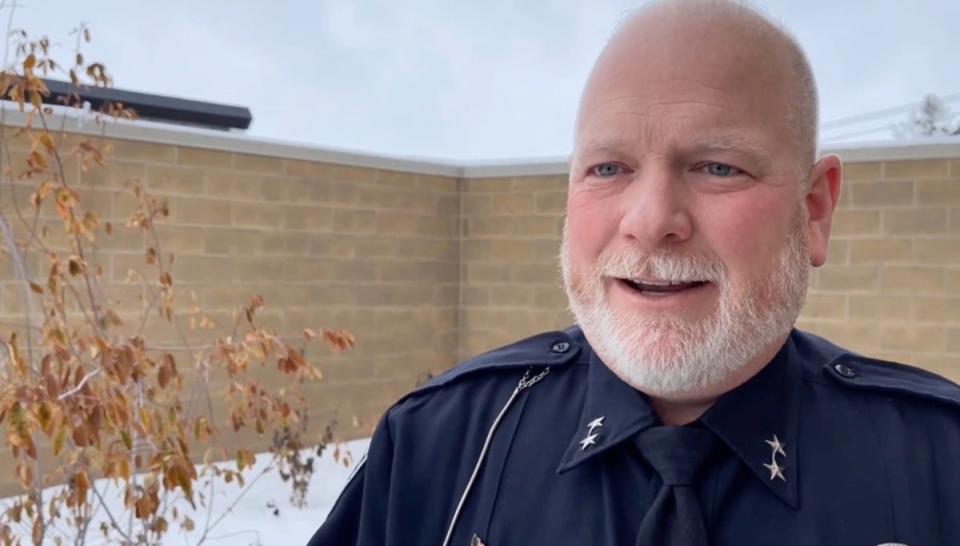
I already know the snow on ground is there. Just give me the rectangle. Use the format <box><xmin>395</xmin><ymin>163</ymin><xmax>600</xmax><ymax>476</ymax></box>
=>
<box><xmin>1</xmin><ymin>439</ymin><xmax>370</xmax><ymax>545</ymax></box>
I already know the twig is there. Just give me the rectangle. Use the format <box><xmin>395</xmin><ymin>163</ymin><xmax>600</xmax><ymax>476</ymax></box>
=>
<box><xmin>57</xmin><ymin>367</ymin><xmax>101</xmax><ymax>401</ymax></box>
<box><xmin>0</xmin><ymin>212</ymin><xmax>37</xmax><ymax>368</ymax></box>
<box><xmin>195</xmin><ymin>455</ymin><xmax>279</xmax><ymax>545</ymax></box>
<box><xmin>1</xmin><ymin>0</ymin><xmax>17</xmax><ymax>69</ymax></box>
<box><xmin>146</xmin><ymin>333</ymin><xmax>309</xmax><ymax>352</ymax></box>
<box><xmin>0</xmin><ymin>208</ymin><xmax>48</xmax><ymax>542</ymax></box>
<box><xmin>39</xmin><ymin>112</ymin><xmax>107</xmax><ymax>336</ymax></box>
<box><xmin>198</xmin><ymin>529</ymin><xmax>263</xmax><ymax>544</ymax></box>
<box><xmin>126</xmin><ymin>382</ymin><xmax>142</xmax><ymax>542</ymax></box>
<box><xmin>89</xmin><ymin>482</ymin><xmax>134</xmax><ymax>544</ymax></box>
<box><xmin>0</xmin><ymin>340</ymin><xmax>9</xmax><ymax>369</ymax></box>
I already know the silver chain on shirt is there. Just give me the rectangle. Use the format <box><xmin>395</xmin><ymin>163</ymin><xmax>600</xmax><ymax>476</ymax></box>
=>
<box><xmin>440</xmin><ymin>367</ymin><xmax>551</xmax><ymax>546</ymax></box>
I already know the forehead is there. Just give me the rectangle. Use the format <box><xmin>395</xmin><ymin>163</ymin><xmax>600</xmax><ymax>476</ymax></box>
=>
<box><xmin>575</xmin><ymin>14</ymin><xmax>796</xmax><ymax>156</ymax></box>
<box><xmin>575</xmin><ymin>81</ymin><xmax>786</xmax><ymax>163</ymax></box>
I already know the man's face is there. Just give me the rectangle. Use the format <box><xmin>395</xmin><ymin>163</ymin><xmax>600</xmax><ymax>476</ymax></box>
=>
<box><xmin>561</xmin><ymin>24</ymin><xmax>818</xmax><ymax>400</ymax></box>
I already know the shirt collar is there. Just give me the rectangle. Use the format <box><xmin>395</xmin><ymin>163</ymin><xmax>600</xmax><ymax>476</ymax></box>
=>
<box><xmin>556</xmin><ymin>346</ymin><xmax>659</xmax><ymax>474</ymax></box>
<box><xmin>556</xmin><ymin>330</ymin><xmax>803</xmax><ymax>510</ymax></box>
<box><xmin>700</xmin><ymin>332</ymin><xmax>802</xmax><ymax>509</ymax></box>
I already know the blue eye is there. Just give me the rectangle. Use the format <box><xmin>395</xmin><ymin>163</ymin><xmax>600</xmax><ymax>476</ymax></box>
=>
<box><xmin>703</xmin><ymin>163</ymin><xmax>742</xmax><ymax>176</ymax></box>
<box><xmin>591</xmin><ymin>163</ymin><xmax>622</xmax><ymax>177</ymax></box>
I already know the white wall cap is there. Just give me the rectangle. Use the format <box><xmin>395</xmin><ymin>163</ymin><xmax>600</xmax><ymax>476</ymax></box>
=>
<box><xmin>0</xmin><ymin>103</ymin><xmax>463</xmax><ymax>177</ymax></box>
<box><xmin>458</xmin><ymin>157</ymin><xmax>569</xmax><ymax>178</ymax></box>
<box><xmin>3</xmin><ymin>102</ymin><xmax>959</xmax><ymax>179</ymax></box>
<box><xmin>822</xmin><ymin>137</ymin><xmax>960</xmax><ymax>163</ymax></box>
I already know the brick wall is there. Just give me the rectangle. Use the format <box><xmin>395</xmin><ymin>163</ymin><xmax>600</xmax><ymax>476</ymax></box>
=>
<box><xmin>459</xmin><ymin>159</ymin><xmax>960</xmax><ymax>384</ymax></box>
<box><xmin>798</xmin><ymin>159</ymin><xmax>960</xmax><ymax>379</ymax></box>
<box><xmin>0</xmin><ymin>135</ymin><xmax>461</xmax><ymax>463</ymax></box>
<box><xmin>459</xmin><ymin>175</ymin><xmax>570</xmax><ymax>359</ymax></box>
<box><xmin>1</xmin><ymin>125</ymin><xmax>959</xmax><ymax>484</ymax></box>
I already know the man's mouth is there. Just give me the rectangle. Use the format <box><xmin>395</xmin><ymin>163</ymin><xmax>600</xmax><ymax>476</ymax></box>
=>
<box><xmin>615</xmin><ymin>277</ymin><xmax>710</xmax><ymax>295</ymax></box>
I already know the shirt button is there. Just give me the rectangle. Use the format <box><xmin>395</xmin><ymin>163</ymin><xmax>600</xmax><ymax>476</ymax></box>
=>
<box><xmin>833</xmin><ymin>363</ymin><xmax>857</xmax><ymax>378</ymax></box>
<box><xmin>551</xmin><ymin>341</ymin><xmax>570</xmax><ymax>353</ymax></box>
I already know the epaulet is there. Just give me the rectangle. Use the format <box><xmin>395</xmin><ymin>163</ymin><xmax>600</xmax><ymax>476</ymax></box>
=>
<box><xmin>397</xmin><ymin>326</ymin><xmax>584</xmax><ymax>402</ymax></box>
<box><xmin>822</xmin><ymin>350</ymin><xmax>960</xmax><ymax>411</ymax></box>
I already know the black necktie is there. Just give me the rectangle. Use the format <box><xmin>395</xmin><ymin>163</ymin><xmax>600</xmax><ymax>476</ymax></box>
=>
<box><xmin>634</xmin><ymin>426</ymin><xmax>722</xmax><ymax>546</ymax></box>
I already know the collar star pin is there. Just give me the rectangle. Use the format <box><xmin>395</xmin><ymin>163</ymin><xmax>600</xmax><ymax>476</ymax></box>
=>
<box><xmin>587</xmin><ymin>416</ymin><xmax>605</xmax><ymax>432</ymax></box>
<box><xmin>763</xmin><ymin>460</ymin><xmax>786</xmax><ymax>481</ymax></box>
<box><xmin>763</xmin><ymin>434</ymin><xmax>787</xmax><ymax>482</ymax></box>
<box><xmin>579</xmin><ymin>433</ymin><xmax>598</xmax><ymax>450</ymax></box>
<box><xmin>579</xmin><ymin>416</ymin><xmax>605</xmax><ymax>450</ymax></box>
<box><xmin>765</xmin><ymin>435</ymin><xmax>786</xmax><ymax>457</ymax></box>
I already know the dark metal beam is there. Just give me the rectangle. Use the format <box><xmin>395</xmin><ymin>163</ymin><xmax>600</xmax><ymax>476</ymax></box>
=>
<box><xmin>40</xmin><ymin>78</ymin><xmax>252</xmax><ymax>130</ymax></box>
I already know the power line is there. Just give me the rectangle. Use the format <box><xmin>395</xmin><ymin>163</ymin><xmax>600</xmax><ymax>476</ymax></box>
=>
<box><xmin>821</xmin><ymin>123</ymin><xmax>899</xmax><ymax>143</ymax></box>
<box><xmin>821</xmin><ymin>93</ymin><xmax>960</xmax><ymax>131</ymax></box>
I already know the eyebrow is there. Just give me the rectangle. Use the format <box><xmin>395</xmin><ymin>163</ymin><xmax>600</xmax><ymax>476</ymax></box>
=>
<box><xmin>690</xmin><ymin>136</ymin><xmax>775</xmax><ymax>171</ymax></box>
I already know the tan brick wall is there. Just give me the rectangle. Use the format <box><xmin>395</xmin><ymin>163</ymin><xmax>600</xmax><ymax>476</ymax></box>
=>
<box><xmin>798</xmin><ymin>159</ymin><xmax>960</xmax><ymax>379</ymax></box>
<box><xmin>0</xmin><ymin>135</ymin><xmax>460</xmax><ymax>469</ymax></box>
<box><xmin>3</xmin><ymin>126</ymin><xmax>960</xmax><ymax>497</ymax></box>
<box><xmin>459</xmin><ymin>175</ymin><xmax>571</xmax><ymax>359</ymax></box>
<box><xmin>459</xmin><ymin>160</ymin><xmax>960</xmax><ymax>384</ymax></box>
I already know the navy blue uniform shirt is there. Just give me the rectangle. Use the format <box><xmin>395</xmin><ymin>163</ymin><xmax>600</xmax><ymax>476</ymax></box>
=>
<box><xmin>308</xmin><ymin>327</ymin><xmax>960</xmax><ymax>545</ymax></box>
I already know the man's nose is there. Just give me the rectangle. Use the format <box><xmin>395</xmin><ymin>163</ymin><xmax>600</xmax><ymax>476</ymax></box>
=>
<box><xmin>617</xmin><ymin>167</ymin><xmax>693</xmax><ymax>245</ymax></box>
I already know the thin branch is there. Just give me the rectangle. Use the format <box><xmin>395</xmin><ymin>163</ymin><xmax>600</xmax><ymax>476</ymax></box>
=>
<box><xmin>39</xmin><ymin>112</ymin><xmax>106</xmax><ymax>336</ymax></box>
<box><xmin>89</xmin><ymin>482</ymin><xmax>133</xmax><ymax>544</ymax></box>
<box><xmin>0</xmin><ymin>211</ymin><xmax>37</xmax><ymax>368</ymax></box>
<box><xmin>195</xmin><ymin>455</ymin><xmax>279</xmax><ymax>546</ymax></box>
<box><xmin>126</xmin><ymin>382</ymin><xmax>142</xmax><ymax>542</ymax></box>
<box><xmin>197</xmin><ymin>528</ymin><xmax>263</xmax><ymax>544</ymax></box>
<box><xmin>57</xmin><ymin>367</ymin><xmax>101</xmax><ymax>401</ymax></box>
<box><xmin>1</xmin><ymin>0</ymin><xmax>17</xmax><ymax>68</ymax></box>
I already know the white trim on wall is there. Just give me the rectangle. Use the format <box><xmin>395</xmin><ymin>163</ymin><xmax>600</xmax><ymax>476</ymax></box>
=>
<box><xmin>0</xmin><ymin>105</ymin><xmax>463</xmax><ymax>177</ymax></box>
<box><xmin>3</xmin><ymin>103</ymin><xmax>959</xmax><ymax>179</ymax></box>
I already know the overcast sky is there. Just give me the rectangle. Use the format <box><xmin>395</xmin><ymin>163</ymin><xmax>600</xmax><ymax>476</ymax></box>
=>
<box><xmin>7</xmin><ymin>0</ymin><xmax>960</xmax><ymax>161</ymax></box>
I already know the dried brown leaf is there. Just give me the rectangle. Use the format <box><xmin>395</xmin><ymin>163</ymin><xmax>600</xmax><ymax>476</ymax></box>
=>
<box><xmin>322</xmin><ymin>329</ymin><xmax>356</xmax><ymax>353</ymax></box>
<box><xmin>67</xmin><ymin>256</ymin><xmax>85</xmax><ymax>276</ymax></box>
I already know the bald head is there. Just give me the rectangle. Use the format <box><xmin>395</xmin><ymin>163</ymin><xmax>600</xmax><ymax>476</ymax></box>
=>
<box><xmin>578</xmin><ymin>0</ymin><xmax>818</xmax><ymax>173</ymax></box>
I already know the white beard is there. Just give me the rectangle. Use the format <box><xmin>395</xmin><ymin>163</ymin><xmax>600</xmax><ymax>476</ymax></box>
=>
<box><xmin>560</xmin><ymin>213</ymin><xmax>809</xmax><ymax>399</ymax></box>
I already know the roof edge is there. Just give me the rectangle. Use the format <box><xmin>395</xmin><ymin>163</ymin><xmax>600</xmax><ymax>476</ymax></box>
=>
<box><xmin>2</xmin><ymin>103</ymin><xmax>959</xmax><ymax>179</ymax></box>
<box><xmin>0</xmin><ymin>103</ymin><xmax>464</xmax><ymax>178</ymax></box>
<box><xmin>821</xmin><ymin>138</ymin><xmax>960</xmax><ymax>163</ymax></box>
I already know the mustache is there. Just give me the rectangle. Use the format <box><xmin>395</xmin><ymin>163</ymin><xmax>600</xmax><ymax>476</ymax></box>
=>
<box><xmin>595</xmin><ymin>248</ymin><xmax>725</xmax><ymax>282</ymax></box>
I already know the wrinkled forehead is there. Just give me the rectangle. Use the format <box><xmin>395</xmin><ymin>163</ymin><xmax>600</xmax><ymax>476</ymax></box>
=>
<box><xmin>575</xmin><ymin>12</ymin><xmax>795</xmax><ymax>144</ymax></box>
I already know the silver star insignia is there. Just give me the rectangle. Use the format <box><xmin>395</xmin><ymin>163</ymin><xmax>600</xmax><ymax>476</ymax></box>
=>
<box><xmin>764</xmin><ymin>460</ymin><xmax>786</xmax><ymax>481</ymax></box>
<box><xmin>765</xmin><ymin>435</ymin><xmax>787</xmax><ymax>458</ymax></box>
<box><xmin>587</xmin><ymin>416</ymin><xmax>605</xmax><ymax>432</ymax></box>
<box><xmin>579</xmin><ymin>432</ymin><xmax>599</xmax><ymax>450</ymax></box>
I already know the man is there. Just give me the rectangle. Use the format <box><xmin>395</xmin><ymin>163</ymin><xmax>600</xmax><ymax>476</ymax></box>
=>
<box><xmin>309</xmin><ymin>1</ymin><xmax>960</xmax><ymax>545</ymax></box>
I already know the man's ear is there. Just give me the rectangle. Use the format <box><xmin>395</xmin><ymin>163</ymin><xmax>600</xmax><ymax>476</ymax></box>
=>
<box><xmin>804</xmin><ymin>154</ymin><xmax>842</xmax><ymax>267</ymax></box>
